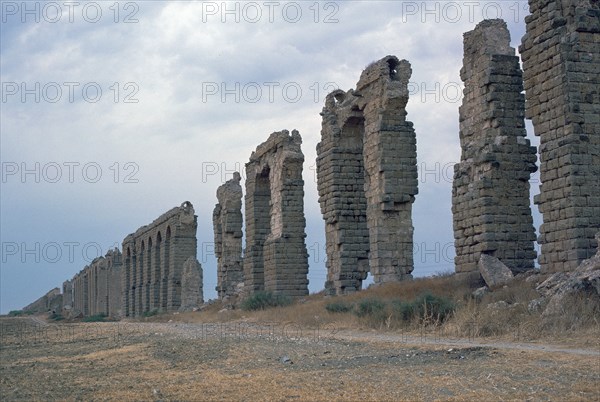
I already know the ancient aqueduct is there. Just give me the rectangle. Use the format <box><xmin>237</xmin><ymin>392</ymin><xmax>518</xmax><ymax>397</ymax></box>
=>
<box><xmin>24</xmin><ymin>0</ymin><xmax>599</xmax><ymax>317</ymax></box>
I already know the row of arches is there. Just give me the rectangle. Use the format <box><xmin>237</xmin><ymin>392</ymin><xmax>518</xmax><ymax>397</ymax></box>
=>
<box><xmin>122</xmin><ymin>226</ymin><xmax>173</xmax><ymax>317</ymax></box>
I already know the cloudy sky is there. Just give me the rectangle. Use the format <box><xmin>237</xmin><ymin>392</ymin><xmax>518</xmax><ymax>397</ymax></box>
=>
<box><xmin>0</xmin><ymin>0</ymin><xmax>540</xmax><ymax>314</ymax></box>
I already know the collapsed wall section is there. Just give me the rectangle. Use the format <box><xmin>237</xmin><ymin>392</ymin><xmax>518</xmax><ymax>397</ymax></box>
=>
<box><xmin>244</xmin><ymin>130</ymin><xmax>309</xmax><ymax>298</ymax></box>
<box><xmin>520</xmin><ymin>0</ymin><xmax>600</xmax><ymax>272</ymax></box>
<box><xmin>453</xmin><ymin>19</ymin><xmax>538</xmax><ymax>273</ymax></box>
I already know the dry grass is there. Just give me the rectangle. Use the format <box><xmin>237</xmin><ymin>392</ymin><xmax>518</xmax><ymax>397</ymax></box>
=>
<box><xmin>124</xmin><ymin>272</ymin><xmax>599</xmax><ymax>346</ymax></box>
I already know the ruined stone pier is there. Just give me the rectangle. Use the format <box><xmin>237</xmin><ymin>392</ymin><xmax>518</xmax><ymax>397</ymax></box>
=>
<box><xmin>453</xmin><ymin>19</ymin><xmax>538</xmax><ymax>274</ymax></box>
<box><xmin>213</xmin><ymin>172</ymin><xmax>244</xmax><ymax>300</ymax></box>
<box><xmin>317</xmin><ymin>55</ymin><xmax>418</xmax><ymax>294</ymax></box>
<box><xmin>244</xmin><ymin>130</ymin><xmax>309</xmax><ymax>298</ymax></box>
<box><xmin>520</xmin><ymin>0</ymin><xmax>600</xmax><ymax>272</ymax></box>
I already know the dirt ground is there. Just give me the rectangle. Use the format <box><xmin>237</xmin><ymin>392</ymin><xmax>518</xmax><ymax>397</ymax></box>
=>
<box><xmin>1</xmin><ymin>318</ymin><xmax>599</xmax><ymax>401</ymax></box>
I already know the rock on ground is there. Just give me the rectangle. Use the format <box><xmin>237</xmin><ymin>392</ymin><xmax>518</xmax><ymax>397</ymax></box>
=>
<box><xmin>536</xmin><ymin>233</ymin><xmax>600</xmax><ymax>317</ymax></box>
<box><xmin>478</xmin><ymin>254</ymin><xmax>514</xmax><ymax>290</ymax></box>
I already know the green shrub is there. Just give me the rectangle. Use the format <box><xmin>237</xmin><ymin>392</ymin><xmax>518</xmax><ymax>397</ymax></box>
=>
<box><xmin>8</xmin><ymin>310</ymin><xmax>24</xmax><ymax>317</ymax></box>
<box><xmin>241</xmin><ymin>291</ymin><xmax>292</xmax><ymax>311</ymax></box>
<box><xmin>390</xmin><ymin>299</ymin><xmax>415</xmax><ymax>321</ymax></box>
<box><xmin>325</xmin><ymin>301</ymin><xmax>354</xmax><ymax>313</ymax></box>
<box><xmin>83</xmin><ymin>313</ymin><xmax>107</xmax><ymax>322</ymax></box>
<box><xmin>143</xmin><ymin>309</ymin><xmax>159</xmax><ymax>318</ymax></box>
<box><xmin>49</xmin><ymin>312</ymin><xmax>64</xmax><ymax>321</ymax></box>
<box><xmin>406</xmin><ymin>292</ymin><xmax>455</xmax><ymax>323</ymax></box>
<box><xmin>354</xmin><ymin>298</ymin><xmax>386</xmax><ymax>318</ymax></box>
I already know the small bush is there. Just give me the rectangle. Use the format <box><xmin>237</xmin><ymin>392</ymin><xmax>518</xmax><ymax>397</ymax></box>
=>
<box><xmin>407</xmin><ymin>292</ymin><xmax>456</xmax><ymax>324</ymax></box>
<box><xmin>325</xmin><ymin>301</ymin><xmax>354</xmax><ymax>313</ymax></box>
<box><xmin>83</xmin><ymin>313</ymin><xmax>107</xmax><ymax>322</ymax></box>
<box><xmin>241</xmin><ymin>291</ymin><xmax>292</xmax><ymax>311</ymax></box>
<box><xmin>354</xmin><ymin>298</ymin><xmax>386</xmax><ymax>318</ymax></box>
<box><xmin>8</xmin><ymin>310</ymin><xmax>24</xmax><ymax>317</ymax></box>
<box><xmin>143</xmin><ymin>309</ymin><xmax>159</xmax><ymax>318</ymax></box>
<box><xmin>390</xmin><ymin>300</ymin><xmax>415</xmax><ymax>322</ymax></box>
<box><xmin>49</xmin><ymin>312</ymin><xmax>64</xmax><ymax>321</ymax></box>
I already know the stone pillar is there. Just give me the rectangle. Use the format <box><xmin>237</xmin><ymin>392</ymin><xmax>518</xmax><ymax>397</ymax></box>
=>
<box><xmin>213</xmin><ymin>172</ymin><xmax>244</xmax><ymax>300</ymax></box>
<box><xmin>180</xmin><ymin>257</ymin><xmax>203</xmax><ymax>311</ymax></box>
<box><xmin>151</xmin><ymin>236</ymin><xmax>161</xmax><ymax>310</ymax></box>
<box><xmin>316</xmin><ymin>55</ymin><xmax>418</xmax><ymax>294</ymax></box>
<box><xmin>359</xmin><ymin>58</ymin><xmax>418</xmax><ymax>284</ymax></box>
<box><xmin>122</xmin><ymin>239</ymin><xmax>134</xmax><ymax>317</ymax></box>
<box><xmin>317</xmin><ymin>91</ymin><xmax>370</xmax><ymax>295</ymax></box>
<box><xmin>167</xmin><ymin>202</ymin><xmax>197</xmax><ymax>311</ymax></box>
<box><xmin>106</xmin><ymin>249</ymin><xmax>122</xmax><ymax>318</ymax></box>
<box><xmin>62</xmin><ymin>280</ymin><xmax>72</xmax><ymax>314</ymax></box>
<box><xmin>520</xmin><ymin>0</ymin><xmax>600</xmax><ymax>272</ymax></box>
<box><xmin>244</xmin><ymin>130</ymin><xmax>309</xmax><ymax>298</ymax></box>
<box><xmin>453</xmin><ymin>19</ymin><xmax>538</xmax><ymax>274</ymax></box>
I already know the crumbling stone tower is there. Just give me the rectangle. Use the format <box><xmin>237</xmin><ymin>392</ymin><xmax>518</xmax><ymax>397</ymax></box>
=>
<box><xmin>520</xmin><ymin>0</ymin><xmax>600</xmax><ymax>272</ymax></box>
<box><xmin>213</xmin><ymin>172</ymin><xmax>244</xmax><ymax>300</ymax></box>
<box><xmin>316</xmin><ymin>56</ymin><xmax>418</xmax><ymax>295</ymax></box>
<box><xmin>452</xmin><ymin>19</ymin><xmax>538</xmax><ymax>274</ymax></box>
<box><xmin>244</xmin><ymin>130</ymin><xmax>309</xmax><ymax>298</ymax></box>
<box><xmin>122</xmin><ymin>201</ymin><xmax>199</xmax><ymax>316</ymax></box>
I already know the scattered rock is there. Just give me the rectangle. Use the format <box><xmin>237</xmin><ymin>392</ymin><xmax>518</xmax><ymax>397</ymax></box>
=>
<box><xmin>527</xmin><ymin>298</ymin><xmax>545</xmax><ymax>313</ymax></box>
<box><xmin>478</xmin><ymin>254</ymin><xmax>514</xmax><ymax>290</ymax></box>
<box><xmin>536</xmin><ymin>243</ymin><xmax>600</xmax><ymax>317</ymax></box>
<box><xmin>472</xmin><ymin>286</ymin><xmax>489</xmax><ymax>301</ymax></box>
<box><xmin>281</xmin><ymin>356</ymin><xmax>293</xmax><ymax>364</ymax></box>
<box><xmin>486</xmin><ymin>301</ymin><xmax>509</xmax><ymax>310</ymax></box>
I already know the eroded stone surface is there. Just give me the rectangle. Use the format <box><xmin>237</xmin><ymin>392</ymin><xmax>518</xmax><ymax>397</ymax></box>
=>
<box><xmin>213</xmin><ymin>172</ymin><xmax>244</xmax><ymax>300</ymax></box>
<box><xmin>520</xmin><ymin>0</ymin><xmax>600</xmax><ymax>272</ymax></box>
<box><xmin>244</xmin><ymin>130</ymin><xmax>309</xmax><ymax>298</ymax></box>
<box><xmin>316</xmin><ymin>55</ymin><xmax>418</xmax><ymax>295</ymax></box>
<box><xmin>453</xmin><ymin>19</ymin><xmax>538</xmax><ymax>275</ymax></box>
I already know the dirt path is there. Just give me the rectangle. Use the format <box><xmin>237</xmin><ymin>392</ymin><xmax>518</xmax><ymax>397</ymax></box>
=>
<box><xmin>327</xmin><ymin>329</ymin><xmax>600</xmax><ymax>356</ymax></box>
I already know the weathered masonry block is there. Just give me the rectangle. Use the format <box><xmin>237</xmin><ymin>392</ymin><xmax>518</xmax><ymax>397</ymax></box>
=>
<box><xmin>520</xmin><ymin>0</ymin><xmax>600</xmax><ymax>272</ymax></box>
<box><xmin>244</xmin><ymin>130</ymin><xmax>309</xmax><ymax>298</ymax></box>
<box><xmin>122</xmin><ymin>201</ymin><xmax>199</xmax><ymax>317</ymax></box>
<box><xmin>316</xmin><ymin>55</ymin><xmax>418</xmax><ymax>295</ymax></box>
<box><xmin>71</xmin><ymin>249</ymin><xmax>122</xmax><ymax>318</ymax></box>
<box><xmin>213</xmin><ymin>172</ymin><xmax>244</xmax><ymax>300</ymax></box>
<box><xmin>453</xmin><ymin>19</ymin><xmax>538</xmax><ymax>274</ymax></box>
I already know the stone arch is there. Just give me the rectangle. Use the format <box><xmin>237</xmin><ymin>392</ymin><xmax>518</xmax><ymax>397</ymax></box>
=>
<box><xmin>316</xmin><ymin>56</ymin><xmax>417</xmax><ymax>294</ymax></box>
<box><xmin>244</xmin><ymin>130</ymin><xmax>309</xmax><ymax>298</ymax></box>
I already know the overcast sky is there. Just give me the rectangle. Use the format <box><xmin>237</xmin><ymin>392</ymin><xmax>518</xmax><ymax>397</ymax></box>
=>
<box><xmin>0</xmin><ymin>0</ymin><xmax>540</xmax><ymax>314</ymax></box>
